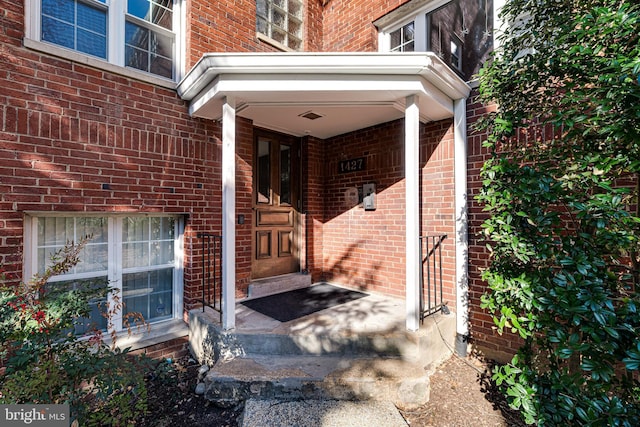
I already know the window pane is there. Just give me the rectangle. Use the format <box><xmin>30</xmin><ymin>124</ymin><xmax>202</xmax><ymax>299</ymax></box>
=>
<box><xmin>128</xmin><ymin>0</ymin><xmax>151</xmax><ymax>20</ymax></box>
<box><xmin>280</xmin><ymin>144</ymin><xmax>291</xmax><ymax>205</ymax></box>
<box><xmin>78</xmin><ymin>2</ymin><xmax>107</xmax><ymax>34</ymax></box>
<box><xmin>77</xmin><ymin>29</ymin><xmax>107</xmax><ymax>58</ymax></box>
<box><xmin>390</xmin><ymin>21</ymin><xmax>415</xmax><ymax>52</ymax></box>
<box><xmin>126</xmin><ymin>22</ymin><xmax>149</xmax><ymax>49</ymax></box>
<box><xmin>256</xmin><ymin>0</ymin><xmax>303</xmax><ymax>50</ymax></box>
<box><xmin>77</xmin><ymin>242</ymin><xmax>108</xmax><ymax>273</ymax></box>
<box><xmin>124</xmin><ymin>217</ymin><xmax>149</xmax><ymax>241</ymax></box>
<box><xmin>42</xmin><ymin>0</ymin><xmax>74</xmax><ymax>23</ymax></box>
<box><xmin>49</xmin><ymin>277</ymin><xmax>108</xmax><ymax>335</ymax></box>
<box><xmin>41</xmin><ymin>0</ymin><xmax>107</xmax><ymax>59</ymax></box>
<box><xmin>125</xmin><ymin>21</ymin><xmax>173</xmax><ymax>78</ymax></box>
<box><xmin>42</xmin><ymin>17</ymin><xmax>75</xmax><ymax>50</ymax></box>
<box><xmin>289</xmin><ymin>19</ymin><xmax>301</xmax><ymax>38</ymax></box>
<box><xmin>39</xmin><ymin>217</ymin><xmax>73</xmax><ymax>246</ymax></box>
<box><xmin>390</xmin><ymin>28</ymin><xmax>401</xmax><ymax>50</ymax></box>
<box><xmin>257</xmin><ymin>0</ymin><xmax>267</xmax><ymax>17</ymax></box>
<box><xmin>151</xmin><ymin>31</ymin><xmax>172</xmax><ymax>57</ymax></box>
<box><xmin>37</xmin><ymin>217</ymin><xmax>108</xmax><ymax>276</ymax></box>
<box><xmin>128</xmin><ymin>0</ymin><xmax>173</xmax><ymax>30</ymax></box>
<box><xmin>151</xmin><ymin>217</ymin><xmax>174</xmax><ymax>240</ymax></box>
<box><xmin>288</xmin><ymin>0</ymin><xmax>302</xmax><ymax>18</ymax></box>
<box><xmin>123</xmin><ymin>269</ymin><xmax>173</xmax><ymax>321</ymax></box>
<box><xmin>404</xmin><ymin>22</ymin><xmax>415</xmax><ymax>43</ymax></box>
<box><xmin>257</xmin><ymin>139</ymin><xmax>271</xmax><ymax>204</ymax></box>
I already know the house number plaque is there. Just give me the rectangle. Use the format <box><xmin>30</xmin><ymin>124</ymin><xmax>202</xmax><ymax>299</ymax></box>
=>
<box><xmin>338</xmin><ymin>157</ymin><xmax>366</xmax><ymax>174</ymax></box>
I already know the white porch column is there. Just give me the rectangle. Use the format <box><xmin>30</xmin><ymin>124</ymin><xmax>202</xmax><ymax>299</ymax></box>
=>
<box><xmin>222</xmin><ymin>96</ymin><xmax>236</xmax><ymax>330</ymax></box>
<box><xmin>453</xmin><ymin>97</ymin><xmax>469</xmax><ymax>355</ymax></box>
<box><xmin>405</xmin><ymin>95</ymin><xmax>420</xmax><ymax>331</ymax></box>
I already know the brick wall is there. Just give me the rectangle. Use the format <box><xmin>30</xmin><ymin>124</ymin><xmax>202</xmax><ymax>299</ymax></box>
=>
<box><xmin>466</xmin><ymin>88</ymin><xmax>523</xmax><ymax>362</ymax></box>
<box><xmin>0</xmin><ymin>1</ymin><xmax>226</xmax><ymax>315</ymax></box>
<box><xmin>321</xmin><ymin>0</ymin><xmax>406</xmax><ymax>51</ymax></box>
<box><xmin>186</xmin><ymin>0</ymin><xmax>324</xmax><ymax>69</ymax></box>
<box><xmin>130</xmin><ymin>336</ymin><xmax>190</xmax><ymax>361</ymax></box>
<box><xmin>316</xmin><ymin>118</ymin><xmax>457</xmax><ymax>304</ymax></box>
<box><xmin>302</xmin><ymin>136</ymin><xmax>326</xmax><ymax>282</ymax></box>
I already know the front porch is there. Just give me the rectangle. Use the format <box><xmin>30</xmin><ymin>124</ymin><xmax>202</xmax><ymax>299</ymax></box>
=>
<box><xmin>178</xmin><ymin>53</ymin><xmax>471</xmax><ymax>341</ymax></box>
<box><xmin>188</xmin><ymin>281</ymin><xmax>456</xmax><ymax>408</ymax></box>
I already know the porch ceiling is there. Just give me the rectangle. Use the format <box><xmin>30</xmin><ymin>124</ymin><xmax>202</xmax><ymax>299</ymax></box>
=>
<box><xmin>177</xmin><ymin>52</ymin><xmax>471</xmax><ymax>139</ymax></box>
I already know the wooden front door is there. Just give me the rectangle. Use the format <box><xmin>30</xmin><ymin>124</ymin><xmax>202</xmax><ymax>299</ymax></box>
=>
<box><xmin>252</xmin><ymin>129</ymin><xmax>300</xmax><ymax>279</ymax></box>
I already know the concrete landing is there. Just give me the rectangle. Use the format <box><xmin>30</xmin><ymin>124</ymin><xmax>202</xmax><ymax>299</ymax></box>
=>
<box><xmin>204</xmin><ymin>354</ymin><xmax>434</xmax><ymax>409</ymax></box>
<box><xmin>240</xmin><ymin>399</ymin><xmax>409</xmax><ymax>427</ymax></box>
<box><xmin>189</xmin><ymin>283</ymin><xmax>456</xmax><ymax>410</ymax></box>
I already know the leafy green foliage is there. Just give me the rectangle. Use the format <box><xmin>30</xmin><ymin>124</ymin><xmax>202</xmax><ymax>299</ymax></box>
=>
<box><xmin>477</xmin><ymin>0</ymin><xmax>640</xmax><ymax>424</ymax></box>
<box><xmin>0</xmin><ymin>240</ymin><xmax>152</xmax><ymax>426</ymax></box>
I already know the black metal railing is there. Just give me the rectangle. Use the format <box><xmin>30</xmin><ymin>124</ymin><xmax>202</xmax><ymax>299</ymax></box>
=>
<box><xmin>197</xmin><ymin>233</ymin><xmax>222</xmax><ymax>322</ymax></box>
<box><xmin>419</xmin><ymin>234</ymin><xmax>449</xmax><ymax>322</ymax></box>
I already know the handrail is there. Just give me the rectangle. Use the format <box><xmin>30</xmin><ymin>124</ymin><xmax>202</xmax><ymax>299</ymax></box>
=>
<box><xmin>419</xmin><ymin>234</ymin><xmax>449</xmax><ymax>322</ymax></box>
<box><xmin>197</xmin><ymin>233</ymin><xmax>222</xmax><ymax>323</ymax></box>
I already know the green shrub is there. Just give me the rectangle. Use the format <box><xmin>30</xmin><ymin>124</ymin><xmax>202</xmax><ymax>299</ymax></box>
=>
<box><xmin>0</xmin><ymin>239</ymin><xmax>152</xmax><ymax>426</ymax></box>
<box><xmin>477</xmin><ymin>0</ymin><xmax>640</xmax><ymax>424</ymax></box>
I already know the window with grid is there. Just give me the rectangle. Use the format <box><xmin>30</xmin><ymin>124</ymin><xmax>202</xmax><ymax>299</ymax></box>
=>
<box><xmin>256</xmin><ymin>0</ymin><xmax>303</xmax><ymax>51</ymax></box>
<box><xmin>28</xmin><ymin>215</ymin><xmax>183</xmax><ymax>334</ymax></box>
<box><xmin>390</xmin><ymin>21</ymin><xmax>415</xmax><ymax>52</ymax></box>
<box><xmin>31</xmin><ymin>0</ymin><xmax>177</xmax><ymax>80</ymax></box>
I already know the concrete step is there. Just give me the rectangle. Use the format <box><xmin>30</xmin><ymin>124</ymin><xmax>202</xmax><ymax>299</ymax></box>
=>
<box><xmin>190</xmin><ymin>308</ymin><xmax>456</xmax><ymax>364</ymax></box>
<box><xmin>204</xmin><ymin>354</ymin><xmax>437</xmax><ymax>410</ymax></box>
<box><xmin>247</xmin><ymin>273</ymin><xmax>312</xmax><ymax>299</ymax></box>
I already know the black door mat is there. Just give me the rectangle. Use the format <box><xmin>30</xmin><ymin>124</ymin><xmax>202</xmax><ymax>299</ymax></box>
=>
<box><xmin>241</xmin><ymin>283</ymin><xmax>369</xmax><ymax>323</ymax></box>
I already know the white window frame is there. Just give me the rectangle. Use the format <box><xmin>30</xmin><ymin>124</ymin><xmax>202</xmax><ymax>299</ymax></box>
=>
<box><xmin>23</xmin><ymin>214</ymin><xmax>185</xmax><ymax>334</ymax></box>
<box><xmin>24</xmin><ymin>0</ymin><xmax>185</xmax><ymax>86</ymax></box>
<box><xmin>450</xmin><ymin>36</ymin><xmax>462</xmax><ymax>71</ymax></box>
<box><xmin>377</xmin><ymin>0</ymin><xmax>451</xmax><ymax>53</ymax></box>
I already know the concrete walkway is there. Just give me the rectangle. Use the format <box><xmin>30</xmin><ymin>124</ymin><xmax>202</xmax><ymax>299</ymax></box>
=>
<box><xmin>240</xmin><ymin>399</ymin><xmax>408</xmax><ymax>427</ymax></box>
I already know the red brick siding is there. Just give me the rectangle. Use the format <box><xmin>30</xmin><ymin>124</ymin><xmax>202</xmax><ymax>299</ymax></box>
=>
<box><xmin>186</xmin><ymin>0</ymin><xmax>325</xmax><ymax>69</ymax></box>
<box><xmin>316</xmin><ymin>119</ymin><xmax>456</xmax><ymax>303</ymax></box>
<box><xmin>321</xmin><ymin>0</ymin><xmax>407</xmax><ymax>51</ymax></box>
<box><xmin>130</xmin><ymin>336</ymin><xmax>190</xmax><ymax>361</ymax></box>
<box><xmin>302</xmin><ymin>136</ymin><xmax>326</xmax><ymax>282</ymax></box>
<box><xmin>466</xmin><ymin>89</ymin><xmax>523</xmax><ymax>361</ymax></box>
<box><xmin>0</xmin><ymin>1</ymin><xmax>226</xmax><ymax>316</ymax></box>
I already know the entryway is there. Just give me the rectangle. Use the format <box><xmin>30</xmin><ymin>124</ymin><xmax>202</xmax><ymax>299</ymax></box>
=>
<box><xmin>252</xmin><ymin>129</ymin><xmax>301</xmax><ymax>280</ymax></box>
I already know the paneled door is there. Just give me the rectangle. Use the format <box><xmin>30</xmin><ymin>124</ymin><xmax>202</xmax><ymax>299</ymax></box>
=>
<box><xmin>252</xmin><ymin>129</ymin><xmax>300</xmax><ymax>279</ymax></box>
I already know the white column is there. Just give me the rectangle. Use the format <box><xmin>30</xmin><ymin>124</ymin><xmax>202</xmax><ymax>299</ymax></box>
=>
<box><xmin>453</xmin><ymin>97</ymin><xmax>469</xmax><ymax>355</ymax></box>
<box><xmin>222</xmin><ymin>97</ymin><xmax>236</xmax><ymax>330</ymax></box>
<box><xmin>405</xmin><ymin>95</ymin><xmax>420</xmax><ymax>331</ymax></box>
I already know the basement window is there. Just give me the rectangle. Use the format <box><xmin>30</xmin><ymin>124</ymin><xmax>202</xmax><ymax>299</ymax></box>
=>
<box><xmin>24</xmin><ymin>214</ymin><xmax>184</xmax><ymax>334</ymax></box>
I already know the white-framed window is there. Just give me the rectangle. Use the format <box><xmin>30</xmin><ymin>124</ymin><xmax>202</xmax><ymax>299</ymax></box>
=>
<box><xmin>25</xmin><ymin>0</ymin><xmax>183</xmax><ymax>81</ymax></box>
<box><xmin>24</xmin><ymin>214</ymin><xmax>184</xmax><ymax>334</ymax></box>
<box><xmin>256</xmin><ymin>0</ymin><xmax>303</xmax><ymax>51</ymax></box>
<box><xmin>390</xmin><ymin>21</ymin><xmax>415</xmax><ymax>52</ymax></box>
<box><xmin>377</xmin><ymin>0</ymin><xmax>457</xmax><ymax>53</ymax></box>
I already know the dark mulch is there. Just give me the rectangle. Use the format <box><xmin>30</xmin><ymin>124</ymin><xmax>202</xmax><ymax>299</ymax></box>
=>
<box><xmin>136</xmin><ymin>356</ymin><xmax>241</xmax><ymax>427</ymax></box>
<box><xmin>138</xmin><ymin>354</ymin><xmax>525</xmax><ymax>427</ymax></box>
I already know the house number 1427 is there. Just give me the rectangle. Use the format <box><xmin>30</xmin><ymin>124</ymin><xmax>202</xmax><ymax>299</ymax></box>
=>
<box><xmin>338</xmin><ymin>157</ymin><xmax>366</xmax><ymax>173</ymax></box>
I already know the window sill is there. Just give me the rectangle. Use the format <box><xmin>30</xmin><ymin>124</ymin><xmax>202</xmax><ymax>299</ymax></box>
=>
<box><xmin>256</xmin><ymin>32</ymin><xmax>297</xmax><ymax>52</ymax></box>
<box><xmin>23</xmin><ymin>38</ymin><xmax>178</xmax><ymax>90</ymax></box>
<box><xmin>107</xmin><ymin>318</ymin><xmax>188</xmax><ymax>352</ymax></box>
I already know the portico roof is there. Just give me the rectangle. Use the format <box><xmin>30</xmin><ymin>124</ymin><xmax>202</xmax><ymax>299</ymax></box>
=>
<box><xmin>177</xmin><ymin>52</ymin><xmax>470</xmax><ymax>139</ymax></box>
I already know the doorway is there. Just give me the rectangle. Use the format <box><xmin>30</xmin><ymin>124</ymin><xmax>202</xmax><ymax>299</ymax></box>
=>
<box><xmin>252</xmin><ymin>129</ymin><xmax>301</xmax><ymax>279</ymax></box>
